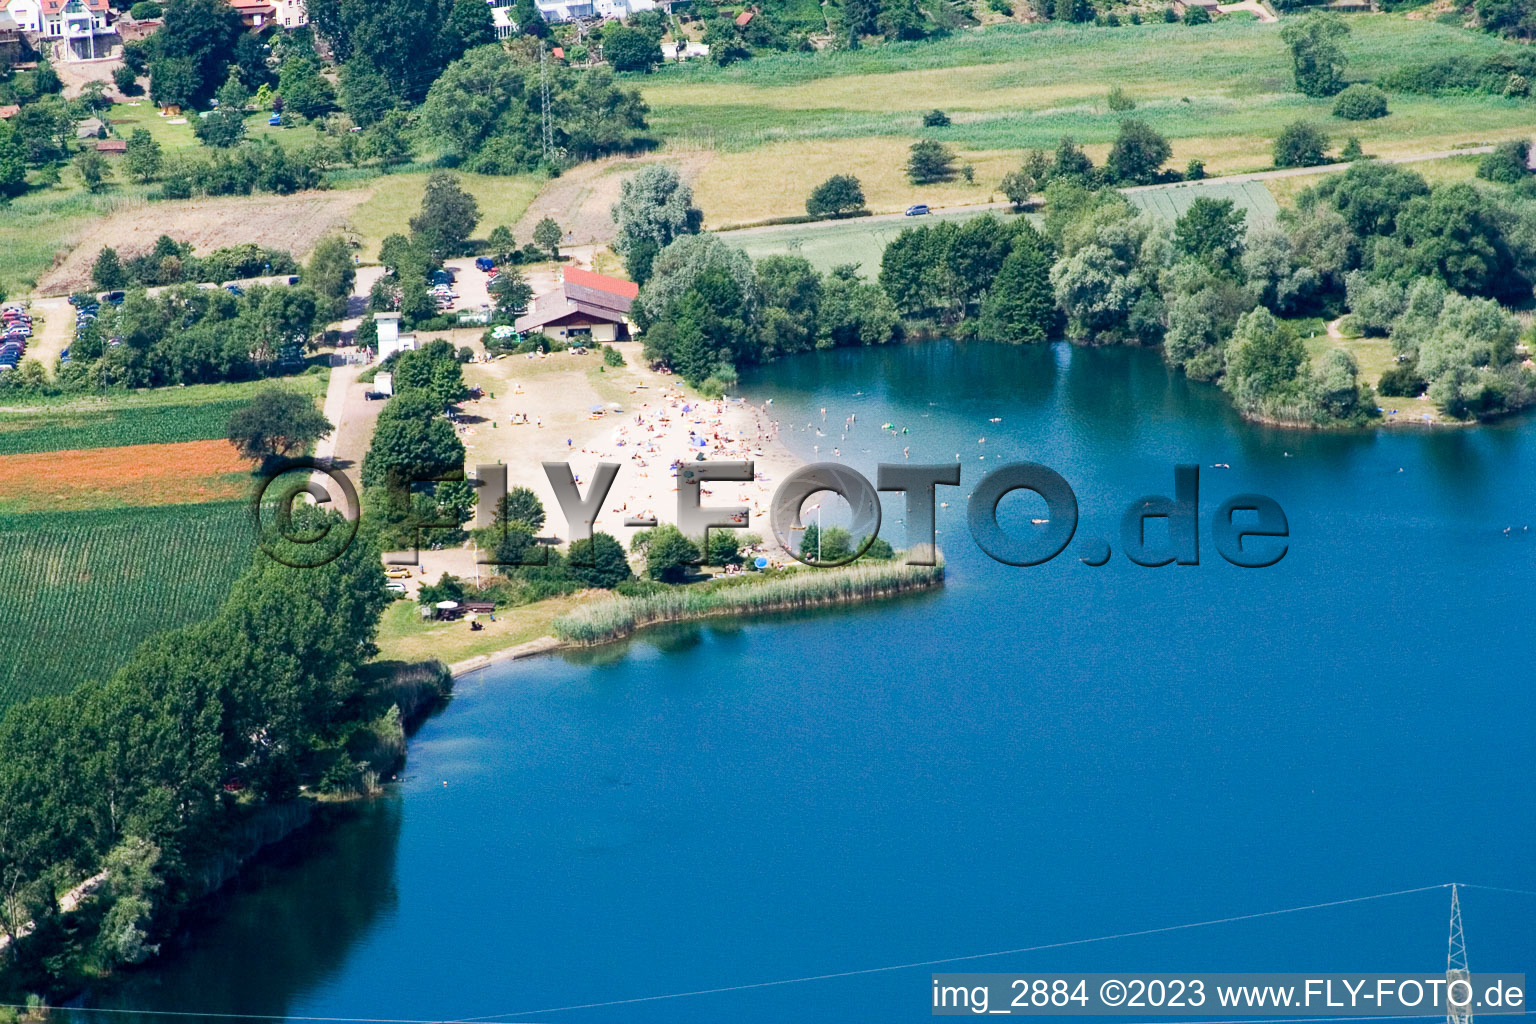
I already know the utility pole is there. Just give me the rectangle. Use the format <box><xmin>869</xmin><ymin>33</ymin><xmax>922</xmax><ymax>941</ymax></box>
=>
<box><xmin>539</xmin><ymin>42</ymin><xmax>554</xmax><ymax>163</ymax></box>
<box><xmin>1447</xmin><ymin>884</ymin><xmax>1473</xmax><ymax>1024</ymax></box>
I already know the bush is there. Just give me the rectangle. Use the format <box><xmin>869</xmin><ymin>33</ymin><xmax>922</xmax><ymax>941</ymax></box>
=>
<box><xmin>1332</xmin><ymin>83</ymin><xmax>1389</xmax><ymax>120</ymax></box>
<box><xmin>1106</xmin><ymin>86</ymin><xmax>1135</xmax><ymax>111</ymax></box>
<box><xmin>1378</xmin><ymin>361</ymin><xmax>1427</xmax><ymax>397</ymax></box>
<box><xmin>988</xmin><ymin>0</ymin><xmax>1014</xmax><ymax>13</ymax></box>
<box><xmin>907</xmin><ymin>139</ymin><xmax>957</xmax><ymax>184</ymax></box>
<box><xmin>1273</xmin><ymin>120</ymin><xmax>1329</xmax><ymax>168</ymax></box>
<box><xmin>1183</xmin><ymin>4</ymin><xmax>1211</xmax><ymax>23</ymax></box>
<box><xmin>567</xmin><ymin>532</ymin><xmax>633</xmax><ymax>588</ymax></box>
<box><xmin>922</xmin><ymin>109</ymin><xmax>951</xmax><ymax>127</ymax></box>
<box><xmin>128</xmin><ymin>0</ymin><xmax>162</xmax><ymax>17</ymax></box>
<box><xmin>601</xmin><ymin>343</ymin><xmax>624</xmax><ymax>366</ymax></box>
<box><xmin>1476</xmin><ymin>139</ymin><xmax>1531</xmax><ymax>184</ymax></box>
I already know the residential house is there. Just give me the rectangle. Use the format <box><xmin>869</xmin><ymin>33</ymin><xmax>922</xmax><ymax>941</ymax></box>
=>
<box><xmin>0</xmin><ymin>0</ymin><xmax>41</xmax><ymax>34</ymax></box>
<box><xmin>35</xmin><ymin>0</ymin><xmax>113</xmax><ymax>59</ymax></box>
<box><xmin>0</xmin><ymin>10</ymin><xmax>23</xmax><ymax>61</ymax></box>
<box><xmin>271</xmin><ymin>0</ymin><xmax>305</xmax><ymax>26</ymax></box>
<box><xmin>534</xmin><ymin>0</ymin><xmax>592</xmax><ymax>21</ymax></box>
<box><xmin>593</xmin><ymin>0</ymin><xmax>656</xmax><ymax>18</ymax></box>
<box><xmin>229</xmin><ymin>0</ymin><xmax>276</xmax><ymax>28</ymax></box>
<box><xmin>492</xmin><ymin>4</ymin><xmax>514</xmax><ymax>37</ymax></box>
<box><xmin>514</xmin><ymin>267</ymin><xmax>639</xmax><ymax>344</ymax></box>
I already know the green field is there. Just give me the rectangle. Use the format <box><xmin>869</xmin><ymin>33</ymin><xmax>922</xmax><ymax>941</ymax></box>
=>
<box><xmin>729</xmin><ymin>207</ymin><xmax>1035</xmax><ymax>276</ymax></box>
<box><xmin>1127</xmin><ymin>179</ymin><xmax>1280</xmax><ymax>228</ymax></box>
<box><xmin>642</xmin><ymin>16</ymin><xmax>1536</xmax><ymax>165</ymax></box>
<box><xmin>0</xmin><ymin>501</ymin><xmax>255</xmax><ymax>706</ymax></box>
<box><xmin>0</xmin><ymin>373</ymin><xmax>329</xmax><ymax>455</ymax></box>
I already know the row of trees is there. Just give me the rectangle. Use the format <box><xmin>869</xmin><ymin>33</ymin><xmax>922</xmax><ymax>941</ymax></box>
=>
<box><xmin>0</xmin><ymin>507</ymin><xmax>393</xmax><ymax>991</ymax></box>
<box><xmin>92</xmin><ymin>237</ymin><xmax>300</xmax><ymax>293</ymax></box>
<box><xmin>637</xmin><ymin>234</ymin><xmax>900</xmax><ymax>391</ymax></box>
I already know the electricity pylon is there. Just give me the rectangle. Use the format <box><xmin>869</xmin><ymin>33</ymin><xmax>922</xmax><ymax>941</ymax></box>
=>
<box><xmin>540</xmin><ymin>43</ymin><xmax>554</xmax><ymax>162</ymax></box>
<box><xmin>1447</xmin><ymin>884</ymin><xmax>1473</xmax><ymax>1024</ymax></box>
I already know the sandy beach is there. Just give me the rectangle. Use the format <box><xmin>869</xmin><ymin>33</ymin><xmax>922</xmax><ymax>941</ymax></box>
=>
<box><xmin>397</xmin><ymin>340</ymin><xmax>803</xmax><ymax>585</ymax></box>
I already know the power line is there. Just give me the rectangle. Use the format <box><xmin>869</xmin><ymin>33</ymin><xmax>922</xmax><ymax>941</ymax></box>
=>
<box><xmin>453</xmin><ymin>884</ymin><xmax>1454</xmax><ymax>1020</ymax></box>
<box><xmin>30</xmin><ymin>881</ymin><xmax>1536</xmax><ymax>1023</ymax></box>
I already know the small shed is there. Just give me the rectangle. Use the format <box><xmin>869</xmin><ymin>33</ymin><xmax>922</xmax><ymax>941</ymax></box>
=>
<box><xmin>734</xmin><ymin>8</ymin><xmax>754</xmax><ymax>25</ymax></box>
<box><xmin>95</xmin><ymin>139</ymin><xmax>127</xmax><ymax>155</ymax></box>
<box><xmin>463</xmin><ymin>601</ymin><xmax>496</xmax><ymax>615</ymax></box>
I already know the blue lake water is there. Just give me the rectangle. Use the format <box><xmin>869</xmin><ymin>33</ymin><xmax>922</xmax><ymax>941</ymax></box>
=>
<box><xmin>105</xmin><ymin>342</ymin><xmax>1536</xmax><ymax>1023</ymax></box>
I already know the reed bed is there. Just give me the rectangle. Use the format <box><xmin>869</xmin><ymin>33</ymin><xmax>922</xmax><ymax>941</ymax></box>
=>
<box><xmin>553</xmin><ymin>562</ymin><xmax>945</xmax><ymax>645</ymax></box>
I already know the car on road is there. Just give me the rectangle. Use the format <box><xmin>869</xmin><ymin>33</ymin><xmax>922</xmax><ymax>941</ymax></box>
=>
<box><xmin>905</xmin><ymin>204</ymin><xmax>931</xmax><ymax>216</ymax></box>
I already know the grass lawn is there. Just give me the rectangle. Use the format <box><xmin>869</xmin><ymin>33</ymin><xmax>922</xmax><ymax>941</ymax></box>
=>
<box><xmin>105</xmin><ymin>102</ymin><xmax>326</xmax><ymax>154</ymax></box>
<box><xmin>1303</xmin><ymin>331</ymin><xmax>1446</xmax><ymax>425</ymax></box>
<box><xmin>348</xmin><ymin>171</ymin><xmax>545</xmax><ymax>260</ymax></box>
<box><xmin>0</xmin><ymin>501</ymin><xmax>254</xmax><ymax>708</ymax></box>
<box><xmin>641</xmin><ymin>16</ymin><xmax>1536</xmax><ymax>182</ymax></box>
<box><xmin>374</xmin><ymin>592</ymin><xmax>589</xmax><ymax>665</ymax></box>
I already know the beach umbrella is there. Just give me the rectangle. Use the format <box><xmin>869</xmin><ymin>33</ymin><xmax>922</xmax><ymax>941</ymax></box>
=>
<box><xmin>590</xmin><ymin>404</ymin><xmax>604</xmax><ymax>413</ymax></box>
<box><xmin>435</xmin><ymin>600</ymin><xmax>460</xmax><ymax>610</ymax></box>
<box><xmin>754</xmin><ymin>556</ymin><xmax>769</xmax><ymax>569</ymax></box>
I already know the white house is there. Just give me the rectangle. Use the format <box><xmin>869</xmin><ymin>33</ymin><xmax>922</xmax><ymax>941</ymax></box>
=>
<box><xmin>593</xmin><ymin>0</ymin><xmax>656</xmax><ymax>17</ymax></box>
<box><xmin>534</xmin><ymin>0</ymin><xmax>592</xmax><ymax>21</ymax></box>
<box><xmin>0</xmin><ymin>0</ymin><xmax>41</xmax><ymax>33</ymax></box>
<box><xmin>491</xmin><ymin>4</ymin><xmax>514</xmax><ymax>37</ymax></box>
<box><xmin>375</xmin><ymin>312</ymin><xmax>419</xmax><ymax>362</ymax></box>
<box><xmin>271</xmin><ymin>0</ymin><xmax>306</xmax><ymax>26</ymax></box>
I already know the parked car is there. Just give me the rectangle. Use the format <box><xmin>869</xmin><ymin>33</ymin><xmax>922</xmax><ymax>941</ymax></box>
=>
<box><xmin>384</xmin><ymin>567</ymin><xmax>413</xmax><ymax>580</ymax></box>
<box><xmin>385</xmin><ymin>581</ymin><xmax>407</xmax><ymax>595</ymax></box>
<box><xmin>102</xmin><ymin>291</ymin><xmax>125</xmax><ymax>305</ymax></box>
<box><xmin>225</xmin><ymin>284</ymin><xmax>244</xmax><ymax>296</ymax></box>
<box><xmin>905</xmin><ymin>204</ymin><xmax>931</xmax><ymax>216</ymax></box>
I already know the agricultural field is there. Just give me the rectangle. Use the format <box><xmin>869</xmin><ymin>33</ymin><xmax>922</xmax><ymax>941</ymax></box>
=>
<box><xmin>347</xmin><ymin>171</ymin><xmax>545</xmax><ymax>260</ymax></box>
<box><xmin>728</xmin><ymin>207</ymin><xmax>1029</xmax><ymax>275</ymax></box>
<box><xmin>640</xmin><ymin>16</ymin><xmax>1536</xmax><ymax>215</ymax></box>
<box><xmin>0</xmin><ymin>373</ymin><xmax>328</xmax><ymax>455</ymax></box>
<box><xmin>0</xmin><ymin>501</ymin><xmax>254</xmax><ymax>707</ymax></box>
<box><xmin>1127</xmin><ymin>179</ymin><xmax>1280</xmax><ymax>228</ymax></box>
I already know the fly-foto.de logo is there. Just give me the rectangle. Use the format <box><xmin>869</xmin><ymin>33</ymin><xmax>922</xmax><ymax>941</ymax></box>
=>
<box><xmin>253</xmin><ymin>456</ymin><xmax>1290</xmax><ymax>571</ymax></box>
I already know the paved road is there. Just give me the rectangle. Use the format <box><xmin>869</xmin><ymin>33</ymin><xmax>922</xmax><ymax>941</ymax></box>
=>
<box><xmin>718</xmin><ymin>144</ymin><xmax>1504</xmax><ymax>239</ymax></box>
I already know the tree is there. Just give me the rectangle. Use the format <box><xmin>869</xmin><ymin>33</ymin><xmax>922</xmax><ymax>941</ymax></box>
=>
<box><xmin>977</xmin><ymin>228</ymin><xmax>1056</xmax><ymax>344</ymax></box>
<box><xmin>1106</xmin><ymin>118</ymin><xmax>1171</xmax><ymax>185</ymax></box>
<box><xmin>1393</xmin><ymin>183</ymin><xmax>1524</xmax><ymax>299</ymax></box>
<box><xmin>490</xmin><ymin>267</ymin><xmax>533</xmax><ymax>320</ymax></box>
<box><xmin>123</xmin><ymin>129</ymin><xmax>163</xmax><ymax>183</ymax></box>
<box><xmin>1183</xmin><ymin>3</ymin><xmax>1210</xmax><ymax>23</ymax></box>
<box><xmin>361</xmin><ymin>393</ymin><xmax>466</xmax><ymax>487</ymax></box>
<box><xmin>1223</xmin><ymin>306</ymin><xmax>1306</xmax><ymax>413</ymax></box>
<box><xmin>1174</xmin><ymin>197</ymin><xmax>1247</xmax><ymax>275</ymax></box>
<box><xmin>226</xmin><ymin>387</ymin><xmax>335</xmax><ymax>465</ymax></box>
<box><xmin>1477</xmin><ymin>139</ymin><xmax>1531</xmax><ymax>184</ymax></box>
<box><xmin>818</xmin><ymin>264</ymin><xmax>899</xmax><ymax>348</ymax></box>
<box><xmin>604</xmin><ymin>24</ymin><xmax>663</xmax><ymax>71</ymax></box>
<box><xmin>153</xmin><ymin>0</ymin><xmax>244</xmax><ymax>107</ymax></box>
<box><xmin>487</xmin><ymin>225</ymin><xmax>516</xmax><ymax>263</ymax></box>
<box><xmin>922</xmin><ymin>108</ymin><xmax>950</xmax><ymax>127</ymax></box>
<box><xmin>533</xmin><ymin>217</ymin><xmax>562</xmax><ymax>259</ymax></box>
<box><xmin>1273</xmin><ymin>120</ymin><xmax>1329</xmax><ymax>168</ymax></box>
<box><xmin>443</xmin><ymin>0</ymin><xmax>496</xmax><ymax>57</ymax></box>
<box><xmin>567</xmin><ymin>532</ymin><xmax>632</xmax><ymax>588</ymax></box>
<box><xmin>611</xmin><ymin>164</ymin><xmax>701</xmax><ymax>284</ymax></box>
<box><xmin>93</xmin><ymin>247</ymin><xmax>127</xmax><ymax>291</ymax></box>
<box><xmin>193</xmin><ymin>106</ymin><xmax>247</xmax><ymax>148</ymax></box>
<box><xmin>640</xmin><ymin>523</ymin><xmax>699</xmax><ymax>581</ymax></box>
<box><xmin>75</xmin><ymin>150</ymin><xmax>110</xmax><ymax>193</ymax></box>
<box><xmin>805</xmin><ymin>174</ymin><xmax>867</xmax><ymax>219</ymax></box>
<box><xmin>1299</xmin><ymin>160</ymin><xmax>1427</xmax><ymax>237</ymax></box>
<box><xmin>907</xmin><ymin>139</ymin><xmax>956</xmax><ymax>185</ymax></box>
<box><xmin>364</xmin><ymin>109</ymin><xmax>412</xmax><ymax>165</ymax></box>
<box><xmin>306</xmin><ymin>236</ymin><xmax>356</xmax><ymax>323</ymax></box>
<box><xmin>1332</xmin><ymin>83</ymin><xmax>1388</xmax><ymax>120</ymax></box>
<box><xmin>113</xmin><ymin>65</ymin><xmax>142</xmax><ymax>96</ymax></box>
<box><xmin>0</xmin><ymin>125</ymin><xmax>26</xmax><ymax>200</ymax></box>
<box><xmin>1280</xmin><ymin>12</ymin><xmax>1350</xmax><ymax>98</ymax></box>
<box><xmin>338</xmin><ymin>57</ymin><xmax>396</xmax><ymax>127</ymax></box>
<box><xmin>409</xmin><ymin>172</ymin><xmax>480</xmax><ymax>257</ymax></box>
<box><xmin>496</xmin><ymin>485</ymin><xmax>547</xmax><ymax>531</ymax></box>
